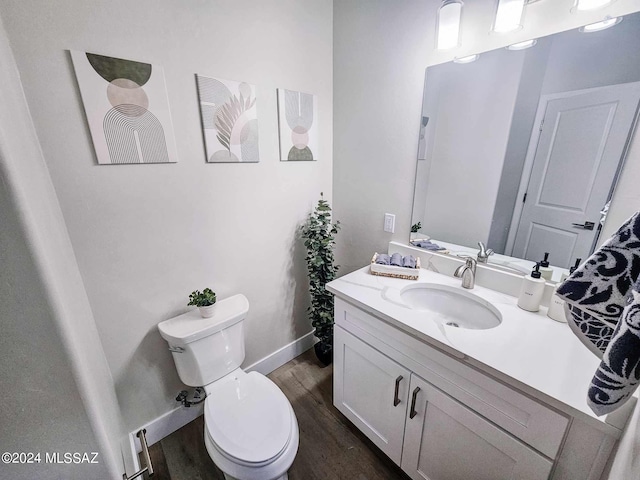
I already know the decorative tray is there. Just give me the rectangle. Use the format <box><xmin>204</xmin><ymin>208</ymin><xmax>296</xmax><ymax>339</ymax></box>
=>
<box><xmin>370</xmin><ymin>253</ymin><xmax>421</xmax><ymax>280</ymax></box>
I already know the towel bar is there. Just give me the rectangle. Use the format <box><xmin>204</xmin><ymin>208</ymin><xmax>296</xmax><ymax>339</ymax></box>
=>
<box><xmin>123</xmin><ymin>429</ymin><xmax>154</xmax><ymax>479</ymax></box>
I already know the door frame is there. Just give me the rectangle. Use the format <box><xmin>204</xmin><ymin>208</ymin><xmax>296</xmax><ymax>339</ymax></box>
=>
<box><xmin>504</xmin><ymin>82</ymin><xmax>640</xmax><ymax>256</ymax></box>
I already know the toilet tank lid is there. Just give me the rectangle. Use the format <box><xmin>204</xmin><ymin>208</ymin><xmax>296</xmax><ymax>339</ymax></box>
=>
<box><xmin>158</xmin><ymin>294</ymin><xmax>249</xmax><ymax>346</ymax></box>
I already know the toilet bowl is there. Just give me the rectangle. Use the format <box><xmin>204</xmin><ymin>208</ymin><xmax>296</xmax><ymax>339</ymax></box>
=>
<box><xmin>158</xmin><ymin>294</ymin><xmax>299</xmax><ymax>480</ymax></box>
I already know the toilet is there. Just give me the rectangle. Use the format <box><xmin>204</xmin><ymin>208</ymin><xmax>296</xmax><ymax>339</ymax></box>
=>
<box><xmin>158</xmin><ymin>294</ymin><xmax>299</xmax><ymax>480</ymax></box>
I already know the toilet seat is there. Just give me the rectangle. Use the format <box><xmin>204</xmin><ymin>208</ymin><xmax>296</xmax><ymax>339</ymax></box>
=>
<box><xmin>204</xmin><ymin>371</ymin><xmax>293</xmax><ymax>466</ymax></box>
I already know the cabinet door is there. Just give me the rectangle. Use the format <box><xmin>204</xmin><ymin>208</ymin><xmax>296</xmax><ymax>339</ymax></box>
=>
<box><xmin>334</xmin><ymin>326</ymin><xmax>411</xmax><ymax>465</ymax></box>
<box><xmin>401</xmin><ymin>375</ymin><xmax>553</xmax><ymax>480</ymax></box>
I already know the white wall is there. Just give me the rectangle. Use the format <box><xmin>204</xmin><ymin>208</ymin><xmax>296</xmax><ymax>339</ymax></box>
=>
<box><xmin>0</xmin><ymin>0</ymin><xmax>333</xmax><ymax>435</ymax></box>
<box><xmin>0</xmin><ymin>149</ymin><xmax>110</xmax><ymax>480</ymax></box>
<box><xmin>0</xmin><ymin>14</ymin><xmax>124</xmax><ymax>479</ymax></box>
<box><xmin>333</xmin><ymin>0</ymin><xmax>640</xmax><ymax>478</ymax></box>
<box><xmin>418</xmin><ymin>49</ymin><xmax>524</xmax><ymax>247</ymax></box>
<box><xmin>488</xmin><ymin>39</ymin><xmax>551</xmax><ymax>253</ymax></box>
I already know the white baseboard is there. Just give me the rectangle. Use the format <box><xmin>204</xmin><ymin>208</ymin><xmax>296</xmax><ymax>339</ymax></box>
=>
<box><xmin>128</xmin><ymin>331</ymin><xmax>316</xmax><ymax>456</ymax></box>
<box><xmin>130</xmin><ymin>402</ymin><xmax>204</xmax><ymax>454</ymax></box>
<box><xmin>245</xmin><ymin>330</ymin><xmax>316</xmax><ymax>375</ymax></box>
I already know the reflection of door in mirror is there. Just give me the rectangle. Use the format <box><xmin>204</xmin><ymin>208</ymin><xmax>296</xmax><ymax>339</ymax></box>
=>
<box><xmin>506</xmin><ymin>82</ymin><xmax>640</xmax><ymax>268</ymax></box>
<box><xmin>411</xmin><ymin>13</ymin><xmax>640</xmax><ymax>274</ymax></box>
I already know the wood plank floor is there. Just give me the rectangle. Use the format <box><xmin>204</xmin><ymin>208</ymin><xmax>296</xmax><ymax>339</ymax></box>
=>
<box><xmin>141</xmin><ymin>349</ymin><xmax>408</xmax><ymax>480</ymax></box>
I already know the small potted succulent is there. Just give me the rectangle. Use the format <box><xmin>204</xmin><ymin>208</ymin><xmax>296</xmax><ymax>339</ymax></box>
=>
<box><xmin>188</xmin><ymin>288</ymin><xmax>217</xmax><ymax>318</ymax></box>
<box><xmin>410</xmin><ymin>222</ymin><xmax>422</xmax><ymax>241</ymax></box>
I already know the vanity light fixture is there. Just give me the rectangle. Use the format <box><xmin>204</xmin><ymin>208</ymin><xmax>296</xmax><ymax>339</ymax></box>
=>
<box><xmin>580</xmin><ymin>16</ymin><xmax>622</xmax><ymax>32</ymax></box>
<box><xmin>506</xmin><ymin>39</ymin><xmax>537</xmax><ymax>50</ymax></box>
<box><xmin>573</xmin><ymin>0</ymin><xmax>615</xmax><ymax>11</ymax></box>
<box><xmin>453</xmin><ymin>54</ymin><xmax>480</xmax><ymax>63</ymax></box>
<box><xmin>437</xmin><ymin>0</ymin><xmax>463</xmax><ymax>50</ymax></box>
<box><xmin>493</xmin><ymin>0</ymin><xmax>526</xmax><ymax>33</ymax></box>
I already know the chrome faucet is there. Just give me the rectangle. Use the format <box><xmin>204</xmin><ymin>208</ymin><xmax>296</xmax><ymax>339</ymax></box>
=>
<box><xmin>454</xmin><ymin>256</ymin><xmax>477</xmax><ymax>289</ymax></box>
<box><xmin>477</xmin><ymin>242</ymin><xmax>494</xmax><ymax>264</ymax></box>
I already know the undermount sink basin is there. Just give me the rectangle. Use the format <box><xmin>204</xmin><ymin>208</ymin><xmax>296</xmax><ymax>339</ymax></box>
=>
<box><xmin>400</xmin><ymin>283</ymin><xmax>502</xmax><ymax>330</ymax></box>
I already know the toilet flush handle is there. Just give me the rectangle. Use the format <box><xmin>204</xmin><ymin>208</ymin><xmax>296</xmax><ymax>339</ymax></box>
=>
<box><xmin>168</xmin><ymin>346</ymin><xmax>185</xmax><ymax>353</ymax></box>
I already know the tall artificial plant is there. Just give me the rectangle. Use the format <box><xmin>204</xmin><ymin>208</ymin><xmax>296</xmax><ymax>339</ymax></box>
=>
<box><xmin>301</xmin><ymin>193</ymin><xmax>340</xmax><ymax>362</ymax></box>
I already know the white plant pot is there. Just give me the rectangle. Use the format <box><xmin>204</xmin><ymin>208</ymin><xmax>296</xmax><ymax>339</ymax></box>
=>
<box><xmin>198</xmin><ymin>304</ymin><xmax>216</xmax><ymax>318</ymax></box>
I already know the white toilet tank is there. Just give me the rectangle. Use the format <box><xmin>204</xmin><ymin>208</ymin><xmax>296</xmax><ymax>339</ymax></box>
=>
<box><xmin>158</xmin><ymin>294</ymin><xmax>249</xmax><ymax>387</ymax></box>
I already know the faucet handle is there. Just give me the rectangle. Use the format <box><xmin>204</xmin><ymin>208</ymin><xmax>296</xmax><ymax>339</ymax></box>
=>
<box><xmin>477</xmin><ymin>242</ymin><xmax>494</xmax><ymax>262</ymax></box>
<box><xmin>458</xmin><ymin>255</ymin><xmax>477</xmax><ymax>268</ymax></box>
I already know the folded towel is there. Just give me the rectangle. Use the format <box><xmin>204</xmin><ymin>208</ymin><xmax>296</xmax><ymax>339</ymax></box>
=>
<box><xmin>557</xmin><ymin>212</ymin><xmax>640</xmax><ymax>356</ymax></box>
<box><xmin>390</xmin><ymin>253</ymin><xmax>403</xmax><ymax>267</ymax></box>
<box><xmin>587</xmin><ymin>282</ymin><xmax>640</xmax><ymax>415</ymax></box>
<box><xmin>556</xmin><ymin>212</ymin><xmax>640</xmax><ymax>415</ymax></box>
<box><xmin>375</xmin><ymin>253</ymin><xmax>390</xmax><ymax>265</ymax></box>
<box><xmin>411</xmin><ymin>240</ymin><xmax>446</xmax><ymax>251</ymax></box>
<box><xmin>403</xmin><ymin>255</ymin><xmax>417</xmax><ymax>269</ymax></box>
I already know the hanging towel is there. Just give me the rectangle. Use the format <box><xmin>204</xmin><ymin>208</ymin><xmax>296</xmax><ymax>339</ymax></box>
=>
<box><xmin>375</xmin><ymin>253</ymin><xmax>391</xmax><ymax>265</ymax></box>
<box><xmin>390</xmin><ymin>253</ymin><xmax>403</xmax><ymax>267</ymax></box>
<box><xmin>556</xmin><ymin>212</ymin><xmax>640</xmax><ymax>355</ymax></box>
<box><xmin>587</xmin><ymin>282</ymin><xmax>640</xmax><ymax>416</ymax></box>
<box><xmin>556</xmin><ymin>212</ymin><xmax>640</xmax><ymax>415</ymax></box>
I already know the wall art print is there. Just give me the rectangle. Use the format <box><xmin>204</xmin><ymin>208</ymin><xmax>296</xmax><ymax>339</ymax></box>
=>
<box><xmin>277</xmin><ymin>89</ymin><xmax>318</xmax><ymax>161</ymax></box>
<box><xmin>70</xmin><ymin>51</ymin><xmax>178</xmax><ymax>165</ymax></box>
<box><xmin>196</xmin><ymin>75</ymin><xmax>259</xmax><ymax>163</ymax></box>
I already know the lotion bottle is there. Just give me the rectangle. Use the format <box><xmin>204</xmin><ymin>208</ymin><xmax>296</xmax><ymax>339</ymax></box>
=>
<box><xmin>518</xmin><ymin>263</ymin><xmax>546</xmax><ymax>312</ymax></box>
<box><xmin>547</xmin><ymin>285</ymin><xmax>567</xmax><ymax>323</ymax></box>
<box><xmin>560</xmin><ymin>258</ymin><xmax>582</xmax><ymax>283</ymax></box>
<box><xmin>538</xmin><ymin>252</ymin><xmax>553</xmax><ymax>281</ymax></box>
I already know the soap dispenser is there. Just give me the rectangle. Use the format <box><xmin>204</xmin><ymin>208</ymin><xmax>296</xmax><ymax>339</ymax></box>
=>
<box><xmin>518</xmin><ymin>263</ymin><xmax>546</xmax><ymax>312</ymax></box>
<box><xmin>538</xmin><ymin>252</ymin><xmax>553</xmax><ymax>281</ymax></box>
<box><xmin>560</xmin><ymin>258</ymin><xmax>582</xmax><ymax>282</ymax></box>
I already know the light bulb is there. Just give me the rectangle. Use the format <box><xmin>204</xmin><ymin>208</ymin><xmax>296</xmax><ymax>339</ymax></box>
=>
<box><xmin>437</xmin><ymin>1</ymin><xmax>463</xmax><ymax>50</ymax></box>
<box><xmin>506</xmin><ymin>39</ymin><xmax>537</xmax><ymax>50</ymax></box>
<box><xmin>493</xmin><ymin>0</ymin><xmax>526</xmax><ymax>33</ymax></box>
<box><xmin>454</xmin><ymin>54</ymin><xmax>480</xmax><ymax>64</ymax></box>
<box><xmin>573</xmin><ymin>0</ymin><xmax>614</xmax><ymax>11</ymax></box>
<box><xmin>580</xmin><ymin>16</ymin><xmax>622</xmax><ymax>32</ymax></box>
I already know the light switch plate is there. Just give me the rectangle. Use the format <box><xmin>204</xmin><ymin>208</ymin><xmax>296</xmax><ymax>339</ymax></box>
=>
<box><xmin>384</xmin><ymin>213</ymin><xmax>395</xmax><ymax>233</ymax></box>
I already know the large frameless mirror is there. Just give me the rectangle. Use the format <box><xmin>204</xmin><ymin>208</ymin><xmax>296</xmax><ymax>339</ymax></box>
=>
<box><xmin>410</xmin><ymin>12</ymin><xmax>640</xmax><ymax>282</ymax></box>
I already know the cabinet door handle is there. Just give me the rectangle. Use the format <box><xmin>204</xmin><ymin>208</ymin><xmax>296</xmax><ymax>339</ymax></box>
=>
<box><xmin>410</xmin><ymin>387</ymin><xmax>421</xmax><ymax>419</ymax></box>
<box><xmin>393</xmin><ymin>375</ymin><xmax>403</xmax><ymax>406</ymax></box>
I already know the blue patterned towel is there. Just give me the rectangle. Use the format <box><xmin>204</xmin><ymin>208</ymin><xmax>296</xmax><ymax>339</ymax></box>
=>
<box><xmin>588</xmin><ymin>284</ymin><xmax>640</xmax><ymax>415</ymax></box>
<box><xmin>556</xmin><ymin>212</ymin><xmax>640</xmax><ymax>415</ymax></box>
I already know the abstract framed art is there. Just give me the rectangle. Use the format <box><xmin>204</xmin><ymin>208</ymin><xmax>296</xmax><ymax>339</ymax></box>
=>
<box><xmin>70</xmin><ymin>51</ymin><xmax>178</xmax><ymax>165</ymax></box>
<box><xmin>277</xmin><ymin>89</ymin><xmax>318</xmax><ymax>161</ymax></box>
<box><xmin>196</xmin><ymin>75</ymin><xmax>260</xmax><ymax>163</ymax></box>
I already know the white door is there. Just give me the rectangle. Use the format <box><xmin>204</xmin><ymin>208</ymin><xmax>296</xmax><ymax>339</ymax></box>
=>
<box><xmin>401</xmin><ymin>375</ymin><xmax>552</xmax><ymax>480</ymax></box>
<box><xmin>508</xmin><ymin>82</ymin><xmax>640</xmax><ymax>268</ymax></box>
<box><xmin>333</xmin><ymin>326</ymin><xmax>410</xmax><ymax>465</ymax></box>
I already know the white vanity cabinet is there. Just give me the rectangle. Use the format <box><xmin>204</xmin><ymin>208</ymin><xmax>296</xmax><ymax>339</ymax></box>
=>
<box><xmin>333</xmin><ymin>326</ymin><xmax>410</xmax><ymax>464</ymax></box>
<box><xmin>332</xmin><ymin>297</ymin><xmax>620</xmax><ymax>480</ymax></box>
<box><xmin>335</xmin><ymin>326</ymin><xmax>552</xmax><ymax>480</ymax></box>
<box><xmin>401</xmin><ymin>373</ymin><xmax>552</xmax><ymax>480</ymax></box>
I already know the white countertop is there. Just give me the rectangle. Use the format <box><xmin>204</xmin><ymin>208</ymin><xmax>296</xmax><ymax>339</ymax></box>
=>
<box><xmin>327</xmin><ymin>266</ymin><xmax>636</xmax><ymax>434</ymax></box>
